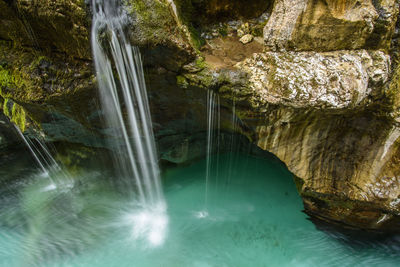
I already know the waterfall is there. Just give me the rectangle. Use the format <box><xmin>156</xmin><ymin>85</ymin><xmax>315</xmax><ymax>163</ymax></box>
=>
<box><xmin>91</xmin><ymin>0</ymin><xmax>168</xmax><ymax>246</ymax></box>
<box><xmin>227</xmin><ymin>95</ymin><xmax>238</xmax><ymax>185</ymax></box>
<box><xmin>205</xmin><ymin>90</ymin><xmax>220</xmax><ymax>206</ymax></box>
<box><xmin>91</xmin><ymin>0</ymin><xmax>164</xmax><ymax>208</ymax></box>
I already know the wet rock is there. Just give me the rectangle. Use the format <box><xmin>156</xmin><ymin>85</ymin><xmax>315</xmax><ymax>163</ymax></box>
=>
<box><xmin>0</xmin><ymin>0</ymin><xmax>91</xmax><ymax>59</ymax></box>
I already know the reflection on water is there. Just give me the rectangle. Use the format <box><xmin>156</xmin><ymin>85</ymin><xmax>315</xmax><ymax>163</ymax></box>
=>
<box><xmin>0</xmin><ymin>152</ymin><xmax>399</xmax><ymax>267</ymax></box>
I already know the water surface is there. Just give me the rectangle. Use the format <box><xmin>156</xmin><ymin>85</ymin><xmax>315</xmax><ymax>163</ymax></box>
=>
<box><xmin>0</xmin><ymin>152</ymin><xmax>399</xmax><ymax>266</ymax></box>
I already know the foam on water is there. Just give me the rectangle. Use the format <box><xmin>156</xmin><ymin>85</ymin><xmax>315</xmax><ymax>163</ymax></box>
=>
<box><xmin>121</xmin><ymin>203</ymin><xmax>169</xmax><ymax>247</ymax></box>
<box><xmin>194</xmin><ymin>210</ymin><xmax>209</xmax><ymax>219</ymax></box>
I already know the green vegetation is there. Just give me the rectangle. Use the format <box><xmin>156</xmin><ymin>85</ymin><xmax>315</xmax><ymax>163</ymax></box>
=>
<box><xmin>125</xmin><ymin>0</ymin><xmax>180</xmax><ymax>45</ymax></box>
<box><xmin>0</xmin><ymin>57</ymin><xmax>43</xmax><ymax>102</ymax></box>
<box><xmin>194</xmin><ymin>57</ymin><xmax>207</xmax><ymax>69</ymax></box>
<box><xmin>176</xmin><ymin>75</ymin><xmax>188</xmax><ymax>88</ymax></box>
<box><xmin>386</xmin><ymin>65</ymin><xmax>400</xmax><ymax>117</ymax></box>
<box><xmin>187</xmin><ymin>25</ymin><xmax>205</xmax><ymax>51</ymax></box>
<box><xmin>2</xmin><ymin>98</ymin><xmax>27</xmax><ymax>132</ymax></box>
<box><xmin>11</xmin><ymin>103</ymin><xmax>26</xmax><ymax>132</ymax></box>
<box><xmin>0</xmin><ymin>66</ymin><xmax>26</xmax><ymax>94</ymax></box>
<box><xmin>2</xmin><ymin>98</ymin><xmax>10</xmax><ymax>117</ymax></box>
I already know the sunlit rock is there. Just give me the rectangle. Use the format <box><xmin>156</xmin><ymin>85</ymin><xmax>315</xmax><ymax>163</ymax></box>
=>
<box><xmin>264</xmin><ymin>0</ymin><xmax>398</xmax><ymax>51</ymax></box>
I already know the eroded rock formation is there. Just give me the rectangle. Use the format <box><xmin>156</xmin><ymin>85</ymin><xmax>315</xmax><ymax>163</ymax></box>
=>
<box><xmin>181</xmin><ymin>0</ymin><xmax>400</xmax><ymax>232</ymax></box>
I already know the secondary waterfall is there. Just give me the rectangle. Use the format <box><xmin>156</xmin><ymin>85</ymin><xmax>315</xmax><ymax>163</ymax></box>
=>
<box><xmin>14</xmin><ymin>125</ymin><xmax>72</xmax><ymax>189</ymax></box>
<box><xmin>205</xmin><ymin>90</ymin><xmax>220</xmax><ymax>205</ymax></box>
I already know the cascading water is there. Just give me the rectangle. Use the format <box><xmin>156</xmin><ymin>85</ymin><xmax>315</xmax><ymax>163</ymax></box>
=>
<box><xmin>91</xmin><ymin>0</ymin><xmax>168</xmax><ymax>246</ymax></box>
<box><xmin>227</xmin><ymin>94</ymin><xmax>239</xmax><ymax>184</ymax></box>
<box><xmin>14</xmin><ymin>125</ymin><xmax>72</xmax><ymax>189</ymax></box>
<box><xmin>205</xmin><ymin>90</ymin><xmax>220</xmax><ymax>206</ymax></box>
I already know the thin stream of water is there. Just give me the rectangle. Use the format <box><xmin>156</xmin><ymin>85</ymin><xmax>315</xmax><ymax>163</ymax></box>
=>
<box><xmin>205</xmin><ymin>90</ymin><xmax>220</xmax><ymax>207</ymax></box>
<box><xmin>13</xmin><ymin>125</ymin><xmax>72</xmax><ymax>189</ymax></box>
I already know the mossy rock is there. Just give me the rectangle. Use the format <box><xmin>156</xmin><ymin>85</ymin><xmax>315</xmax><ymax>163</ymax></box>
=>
<box><xmin>2</xmin><ymin>98</ymin><xmax>27</xmax><ymax>131</ymax></box>
<box><xmin>0</xmin><ymin>42</ymin><xmax>97</xmax><ymax>137</ymax></box>
<box><xmin>386</xmin><ymin>64</ymin><xmax>400</xmax><ymax>119</ymax></box>
<box><xmin>0</xmin><ymin>0</ymin><xmax>91</xmax><ymax>59</ymax></box>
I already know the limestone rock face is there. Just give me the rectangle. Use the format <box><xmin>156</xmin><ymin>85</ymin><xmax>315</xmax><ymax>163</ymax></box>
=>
<box><xmin>251</xmin><ymin>108</ymin><xmax>400</xmax><ymax>232</ymax></box>
<box><xmin>264</xmin><ymin>0</ymin><xmax>399</xmax><ymax>51</ymax></box>
<box><xmin>238</xmin><ymin>50</ymin><xmax>390</xmax><ymax>109</ymax></box>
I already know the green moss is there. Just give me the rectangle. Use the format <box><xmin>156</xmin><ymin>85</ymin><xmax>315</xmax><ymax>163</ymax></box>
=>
<box><xmin>4</xmin><ymin>0</ymin><xmax>90</xmax><ymax>58</ymax></box>
<box><xmin>54</xmin><ymin>143</ymin><xmax>98</xmax><ymax>176</ymax></box>
<box><xmin>176</xmin><ymin>75</ymin><xmax>188</xmax><ymax>88</ymax></box>
<box><xmin>387</xmin><ymin>66</ymin><xmax>400</xmax><ymax>113</ymax></box>
<box><xmin>2</xmin><ymin>98</ymin><xmax>11</xmax><ymax>117</ymax></box>
<box><xmin>29</xmin><ymin>56</ymin><xmax>50</xmax><ymax>70</ymax></box>
<box><xmin>11</xmin><ymin>103</ymin><xmax>26</xmax><ymax>132</ymax></box>
<box><xmin>0</xmin><ymin>66</ymin><xmax>25</xmax><ymax>91</ymax></box>
<box><xmin>2</xmin><ymin>98</ymin><xmax>27</xmax><ymax>132</ymax></box>
<box><xmin>128</xmin><ymin>0</ymin><xmax>149</xmax><ymax>20</ymax></box>
<box><xmin>195</xmin><ymin>57</ymin><xmax>207</xmax><ymax>69</ymax></box>
<box><xmin>187</xmin><ymin>25</ymin><xmax>205</xmax><ymax>51</ymax></box>
<box><xmin>170</xmin><ymin>0</ymin><xmax>204</xmax><ymax>51</ymax></box>
<box><xmin>125</xmin><ymin>0</ymin><xmax>178</xmax><ymax>44</ymax></box>
<box><xmin>184</xmin><ymin>68</ymin><xmax>216</xmax><ymax>88</ymax></box>
<box><xmin>0</xmin><ymin>63</ymin><xmax>42</xmax><ymax>102</ymax></box>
